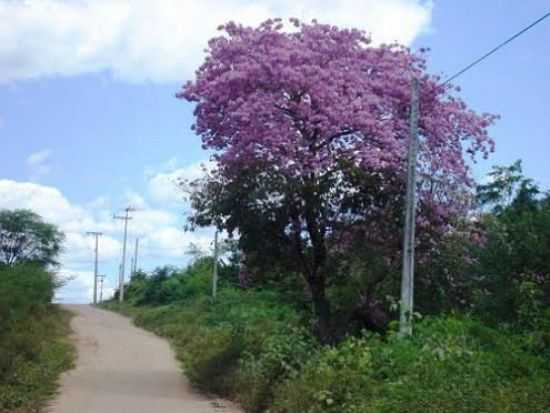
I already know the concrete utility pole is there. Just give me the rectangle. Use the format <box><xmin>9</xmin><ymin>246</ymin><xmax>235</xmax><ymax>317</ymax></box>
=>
<box><xmin>132</xmin><ymin>237</ymin><xmax>139</xmax><ymax>277</ymax></box>
<box><xmin>212</xmin><ymin>230</ymin><xmax>219</xmax><ymax>299</ymax></box>
<box><xmin>399</xmin><ymin>77</ymin><xmax>420</xmax><ymax>337</ymax></box>
<box><xmin>98</xmin><ymin>274</ymin><xmax>105</xmax><ymax>303</ymax></box>
<box><xmin>86</xmin><ymin>232</ymin><xmax>102</xmax><ymax>305</ymax></box>
<box><xmin>114</xmin><ymin>207</ymin><xmax>135</xmax><ymax>303</ymax></box>
<box><xmin>117</xmin><ymin>263</ymin><xmax>122</xmax><ymax>300</ymax></box>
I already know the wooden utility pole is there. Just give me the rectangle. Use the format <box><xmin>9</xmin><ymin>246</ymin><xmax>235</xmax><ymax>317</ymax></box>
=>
<box><xmin>114</xmin><ymin>207</ymin><xmax>135</xmax><ymax>302</ymax></box>
<box><xmin>212</xmin><ymin>230</ymin><xmax>219</xmax><ymax>299</ymax></box>
<box><xmin>399</xmin><ymin>77</ymin><xmax>419</xmax><ymax>337</ymax></box>
<box><xmin>86</xmin><ymin>232</ymin><xmax>102</xmax><ymax>305</ymax></box>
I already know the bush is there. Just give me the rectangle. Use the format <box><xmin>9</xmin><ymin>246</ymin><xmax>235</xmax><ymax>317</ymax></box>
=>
<box><xmin>271</xmin><ymin>316</ymin><xmax>550</xmax><ymax>413</ymax></box>
<box><xmin>105</xmin><ymin>271</ymin><xmax>312</xmax><ymax>412</ymax></box>
<box><xmin>236</xmin><ymin>326</ymin><xmax>318</xmax><ymax>412</ymax></box>
<box><xmin>106</xmin><ymin>255</ymin><xmax>550</xmax><ymax>413</ymax></box>
<box><xmin>0</xmin><ymin>264</ymin><xmax>57</xmax><ymax>376</ymax></box>
<box><xmin>0</xmin><ymin>264</ymin><xmax>74</xmax><ymax>411</ymax></box>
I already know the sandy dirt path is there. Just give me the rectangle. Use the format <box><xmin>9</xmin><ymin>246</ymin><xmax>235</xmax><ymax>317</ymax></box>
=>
<box><xmin>48</xmin><ymin>305</ymin><xmax>241</xmax><ymax>413</ymax></box>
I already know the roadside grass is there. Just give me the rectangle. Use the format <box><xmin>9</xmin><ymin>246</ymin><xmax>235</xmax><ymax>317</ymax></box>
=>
<box><xmin>0</xmin><ymin>305</ymin><xmax>76</xmax><ymax>413</ymax></box>
<box><xmin>103</xmin><ymin>283</ymin><xmax>550</xmax><ymax>413</ymax></box>
<box><xmin>102</xmin><ymin>286</ymin><xmax>315</xmax><ymax>412</ymax></box>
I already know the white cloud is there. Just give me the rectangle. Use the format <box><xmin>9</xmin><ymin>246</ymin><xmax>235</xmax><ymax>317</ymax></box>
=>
<box><xmin>0</xmin><ymin>0</ymin><xmax>433</xmax><ymax>83</ymax></box>
<box><xmin>26</xmin><ymin>149</ymin><xmax>51</xmax><ymax>166</ymax></box>
<box><xmin>125</xmin><ymin>209</ymin><xmax>177</xmax><ymax>237</ymax></box>
<box><xmin>60</xmin><ymin>232</ymin><xmax>121</xmax><ymax>265</ymax></box>
<box><xmin>55</xmin><ymin>269</ymin><xmax>95</xmax><ymax>304</ymax></box>
<box><xmin>0</xmin><ymin>179</ymin><xmax>85</xmax><ymax>228</ymax></box>
<box><xmin>26</xmin><ymin>149</ymin><xmax>52</xmax><ymax>180</ymax></box>
<box><xmin>147</xmin><ymin>160</ymin><xmax>214</xmax><ymax>204</ymax></box>
<box><xmin>123</xmin><ymin>190</ymin><xmax>148</xmax><ymax>209</ymax></box>
<box><xmin>143</xmin><ymin>227</ymin><xmax>212</xmax><ymax>257</ymax></box>
<box><xmin>54</xmin><ymin>268</ymin><xmax>117</xmax><ymax>304</ymax></box>
<box><xmin>86</xmin><ymin>195</ymin><xmax>110</xmax><ymax>210</ymax></box>
<box><xmin>0</xmin><ymin>178</ymin><xmax>214</xmax><ymax>303</ymax></box>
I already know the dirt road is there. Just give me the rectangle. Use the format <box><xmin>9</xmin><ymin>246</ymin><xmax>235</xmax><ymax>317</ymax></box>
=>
<box><xmin>49</xmin><ymin>305</ymin><xmax>241</xmax><ymax>413</ymax></box>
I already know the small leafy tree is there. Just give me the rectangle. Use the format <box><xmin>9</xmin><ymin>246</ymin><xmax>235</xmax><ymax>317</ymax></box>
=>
<box><xmin>476</xmin><ymin>160</ymin><xmax>537</xmax><ymax>213</ymax></box>
<box><xmin>474</xmin><ymin>162</ymin><xmax>550</xmax><ymax>322</ymax></box>
<box><xmin>180</xmin><ymin>20</ymin><xmax>495</xmax><ymax>340</ymax></box>
<box><xmin>0</xmin><ymin>209</ymin><xmax>64</xmax><ymax>267</ymax></box>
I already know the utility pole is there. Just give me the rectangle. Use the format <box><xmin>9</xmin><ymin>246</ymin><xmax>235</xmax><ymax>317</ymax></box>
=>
<box><xmin>132</xmin><ymin>237</ymin><xmax>139</xmax><ymax>277</ymax></box>
<box><xmin>399</xmin><ymin>77</ymin><xmax>419</xmax><ymax>337</ymax></box>
<box><xmin>130</xmin><ymin>257</ymin><xmax>135</xmax><ymax>278</ymax></box>
<box><xmin>212</xmin><ymin>230</ymin><xmax>219</xmax><ymax>299</ymax></box>
<box><xmin>98</xmin><ymin>274</ymin><xmax>105</xmax><ymax>303</ymax></box>
<box><xmin>86</xmin><ymin>231</ymin><xmax>102</xmax><ymax>305</ymax></box>
<box><xmin>117</xmin><ymin>263</ymin><xmax>122</xmax><ymax>300</ymax></box>
<box><xmin>114</xmin><ymin>207</ymin><xmax>135</xmax><ymax>303</ymax></box>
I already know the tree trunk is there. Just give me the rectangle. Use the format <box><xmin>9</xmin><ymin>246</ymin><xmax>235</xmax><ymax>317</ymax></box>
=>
<box><xmin>309</xmin><ymin>277</ymin><xmax>332</xmax><ymax>343</ymax></box>
<box><xmin>296</xmin><ymin>177</ymin><xmax>332</xmax><ymax>342</ymax></box>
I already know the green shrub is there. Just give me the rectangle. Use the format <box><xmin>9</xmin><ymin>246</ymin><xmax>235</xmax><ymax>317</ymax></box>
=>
<box><xmin>0</xmin><ymin>264</ymin><xmax>57</xmax><ymax>378</ymax></box>
<box><xmin>0</xmin><ymin>306</ymin><xmax>74</xmax><ymax>411</ymax></box>
<box><xmin>182</xmin><ymin>326</ymin><xmax>244</xmax><ymax>395</ymax></box>
<box><xmin>106</xmin><ymin>261</ymin><xmax>550</xmax><ymax>413</ymax></box>
<box><xmin>105</xmin><ymin>273</ymin><xmax>311</xmax><ymax>411</ymax></box>
<box><xmin>236</xmin><ymin>326</ymin><xmax>318</xmax><ymax>412</ymax></box>
<box><xmin>0</xmin><ymin>264</ymin><xmax>74</xmax><ymax>412</ymax></box>
<box><xmin>271</xmin><ymin>317</ymin><xmax>550</xmax><ymax>413</ymax></box>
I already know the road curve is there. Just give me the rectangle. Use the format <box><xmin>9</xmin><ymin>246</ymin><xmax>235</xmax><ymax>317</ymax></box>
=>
<box><xmin>48</xmin><ymin>305</ymin><xmax>241</xmax><ymax>413</ymax></box>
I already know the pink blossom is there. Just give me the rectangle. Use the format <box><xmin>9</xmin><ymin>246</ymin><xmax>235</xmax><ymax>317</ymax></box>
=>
<box><xmin>178</xmin><ymin>19</ymin><xmax>496</xmax><ymax>221</ymax></box>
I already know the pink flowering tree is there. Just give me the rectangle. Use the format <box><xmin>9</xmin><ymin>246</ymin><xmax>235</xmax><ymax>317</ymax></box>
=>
<box><xmin>179</xmin><ymin>19</ymin><xmax>496</xmax><ymax>340</ymax></box>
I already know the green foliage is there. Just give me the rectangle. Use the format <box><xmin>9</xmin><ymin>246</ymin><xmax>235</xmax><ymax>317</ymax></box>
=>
<box><xmin>472</xmin><ymin>165</ymin><xmax>550</xmax><ymax>323</ymax></box>
<box><xmin>0</xmin><ymin>264</ymin><xmax>75</xmax><ymax>411</ymax></box>
<box><xmin>122</xmin><ymin>258</ymin><xmax>234</xmax><ymax>306</ymax></box>
<box><xmin>0</xmin><ymin>209</ymin><xmax>65</xmax><ymax>267</ymax></box>
<box><xmin>413</xmin><ymin>161</ymin><xmax>550</xmax><ymax>325</ymax></box>
<box><xmin>106</xmin><ymin>259</ymin><xmax>550</xmax><ymax>413</ymax></box>
<box><xmin>476</xmin><ymin>160</ymin><xmax>526</xmax><ymax>212</ymax></box>
<box><xmin>236</xmin><ymin>327</ymin><xmax>318</xmax><ymax>412</ymax></box>
<box><xmin>271</xmin><ymin>317</ymin><xmax>550</xmax><ymax>413</ymax></box>
<box><xmin>0</xmin><ymin>264</ymin><xmax>57</xmax><ymax>374</ymax></box>
<box><xmin>103</xmin><ymin>160</ymin><xmax>550</xmax><ymax>412</ymax></box>
<box><xmin>104</xmin><ymin>268</ymin><xmax>312</xmax><ymax>413</ymax></box>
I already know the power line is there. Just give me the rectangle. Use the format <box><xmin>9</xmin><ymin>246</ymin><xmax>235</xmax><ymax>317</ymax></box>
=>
<box><xmin>443</xmin><ymin>11</ymin><xmax>550</xmax><ymax>85</ymax></box>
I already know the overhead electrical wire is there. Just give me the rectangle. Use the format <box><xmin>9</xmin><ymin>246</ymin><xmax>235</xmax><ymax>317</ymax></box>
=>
<box><xmin>443</xmin><ymin>11</ymin><xmax>550</xmax><ymax>85</ymax></box>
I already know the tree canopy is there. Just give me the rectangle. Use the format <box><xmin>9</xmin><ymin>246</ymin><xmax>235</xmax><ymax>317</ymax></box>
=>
<box><xmin>179</xmin><ymin>19</ymin><xmax>496</xmax><ymax>340</ymax></box>
<box><xmin>0</xmin><ymin>209</ymin><xmax>64</xmax><ymax>267</ymax></box>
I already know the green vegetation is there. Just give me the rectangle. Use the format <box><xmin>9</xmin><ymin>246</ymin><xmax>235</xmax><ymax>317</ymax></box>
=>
<box><xmin>106</xmin><ymin>269</ymin><xmax>550</xmax><ymax>413</ymax></box>
<box><xmin>0</xmin><ymin>211</ymin><xmax>74</xmax><ymax>413</ymax></box>
<box><xmin>0</xmin><ymin>209</ymin><xmax>64</xmax><ymax>267</ymax></box>
<box><xmin>104</xmin><ymin>267</ymin><xmax>317</xmax><ymax>412</ymax></box>
<box><xmin>102</xmin><ymin>161</ymin><xmax>550</xmax><ymax>412</ymax></box>
<box><xmin>273</xmin><ymin>318</ymin><xmax>550</xmax><ymax>413</ymax></box>
<box><xmin>164</xmin><ymin>26</ymin><xmax>548</xmax><ymax>413</ymax></box>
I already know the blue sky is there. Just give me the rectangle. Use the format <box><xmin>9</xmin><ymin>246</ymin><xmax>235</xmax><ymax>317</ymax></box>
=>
<box><xmin>1</xmin><ymin>0</ymin><xmax>549</xmax><ymax>303</ymax></box>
